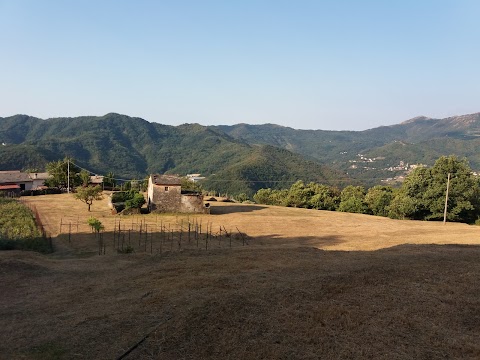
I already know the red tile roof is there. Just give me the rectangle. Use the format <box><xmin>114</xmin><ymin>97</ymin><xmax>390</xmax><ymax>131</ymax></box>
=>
<box><xmin>0</xmin><ymin>184</ymin><xmax>21</xmax><ymax>190</ymax></box>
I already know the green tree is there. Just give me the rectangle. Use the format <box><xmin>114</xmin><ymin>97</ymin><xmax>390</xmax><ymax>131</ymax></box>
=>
<box><xmin>338</xmin><ymin>185</ymin><xmax>369</xmax><ymax>214</ymax></box>
<box><xmin>365</xmin><ymin>185</ymin><xmax>395</xmax><ymax>217</ymax></box>
<box><xmin>254</xmin><ymin>188</ymin><xmax>275</xmax><ymax>205</ymax></box>
<box><xmin>388</xmin><ymin>156</ymin><xmax>480</xmax><ymax>222</ymax></box>
<box><xmin>125</xmin><ymin>193</ymin><xmax>146</xmax><ymax>210</ymax></box>
<box><xmin>424</xmin><ymin>156</ymin><xmax>479</xmax><ymax>222</ymax></box>
<box><xmin>45</xmin><ymin>158</ymin><xmax>81</xmax><ymax>189</ymax></box>
<box><xmin>284</xmin><ymin>181</ymin><xmax>315</xmax><ymax>208</ymax></box>
<box><xmin>388</xmin><ymin>193</ymin><xmax>418</xmax><ymax>220</ymax></box>
<box><xmin>235</xmin><ymin>193</ymin><xmax>249</xmax><ymax>202</ymax></box>
<box><xmin>73</xmin><ymin>186</ymin><xmax>103</xmax><ymax>211</ymax></box>
<box><xmin>181</xmin><ymin>177</ymin><xmax>203</xmax><ymax>193</ymax></box>
<box><xmin>79</xmin><ymin>169</ymin><xmax>90</xmax><ymax>187</ymax></box>
<box><xmin>104</xmin><ymin>172</ymin><xmax>116</xmax><ymax>188</ymax></box>
<box><xmin>308</xmin><ymin>184</ymin><xmax>340</xmax><ymax>211</ymax></box>
<box><xmin>87</xmin><ymin>217</ymin><xmax>104</xmax><ymax>234</ymax></box>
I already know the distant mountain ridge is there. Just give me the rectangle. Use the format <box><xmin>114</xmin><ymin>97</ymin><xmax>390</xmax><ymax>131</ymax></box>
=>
<box><xmin>215</xmin><ymin>112</ymin><xmax>480</xmax><ymax>185</ymax></box>
<box><xmin>0</xmin><ymin>113</ymin><xmax>344</xmax><ymax>195</ymax></box>
<box><xmin>1</xmin><ymin>111</ymin><xmax>479</xmax><ymax>192</ymax></box>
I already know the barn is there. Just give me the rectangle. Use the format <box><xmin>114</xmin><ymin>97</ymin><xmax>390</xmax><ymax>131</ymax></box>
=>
<box><xmin>147</xmin><ymin>174</ymin><xmax>208</xmax><ymax>213</ymax></box>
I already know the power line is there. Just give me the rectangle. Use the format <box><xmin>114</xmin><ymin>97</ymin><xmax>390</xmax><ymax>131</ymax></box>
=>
<box><xmin>68</xmin><ymin>160</ymin><xmax>399</xmax><ymax>186</ymax></box>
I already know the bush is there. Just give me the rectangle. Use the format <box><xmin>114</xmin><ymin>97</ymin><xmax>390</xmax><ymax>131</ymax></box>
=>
<box><xmin>20</xmin><ymin>188</ymin><xmax>62</xmax><ymax>196</ymax></box>
<box><xmin>125</xmin><ymin>193</ymin><xmax>146</xmax><ymax>209</ymax></box>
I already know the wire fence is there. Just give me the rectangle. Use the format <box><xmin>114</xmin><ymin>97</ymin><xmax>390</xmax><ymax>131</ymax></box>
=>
<box><xmin>58</xmin><ymin>216</ymin><xmax>250</xmax><ymax>256</ymax></box>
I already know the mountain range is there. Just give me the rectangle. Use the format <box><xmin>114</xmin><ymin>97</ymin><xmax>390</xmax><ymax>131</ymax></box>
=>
<box><xmin>1</xmin><ymin>112</ymin><xmax>479</xmax><ymax>194</ymax></box>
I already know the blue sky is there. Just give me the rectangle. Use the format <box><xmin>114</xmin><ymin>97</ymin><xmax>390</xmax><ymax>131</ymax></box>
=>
<box><xmin>1</xmin><ymin>0</ymin><xmax>479</xmax><ymax>130</ymax></box>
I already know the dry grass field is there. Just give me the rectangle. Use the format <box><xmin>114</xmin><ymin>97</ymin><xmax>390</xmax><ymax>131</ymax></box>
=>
<box><xmin>1</xmin><ymin>193</ymin><xmax>480</xmax><ymax>359</ymax></box>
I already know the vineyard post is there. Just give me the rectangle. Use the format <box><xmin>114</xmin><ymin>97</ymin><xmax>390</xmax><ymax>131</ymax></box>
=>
<box><xmin>122</xmin><ymin>227</ymin><xmax>125</xmax><ymax>251</ymax></box>
<box><xmin>138</xmin><ymin>220</ymin><xmax>142</xmax><ymax>246</ymax></box>
<box><xmin>179</xmin><ymin>222</ymin><xmax>182</xmax><ymax>250</ymax></box>
<box><xmin>145</xmin><ymin>225</ymin><xmax>148</xmax><ymax>252</ymax></box>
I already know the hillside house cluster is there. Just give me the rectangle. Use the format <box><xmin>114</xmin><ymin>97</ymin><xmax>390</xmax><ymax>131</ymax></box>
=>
<box><xmin>0</xmin><ymin>171</ymin><xmax>49</xmax><ymax>195</ymax></box>
<box><xmin>147</xmin><ymin>174</ymin><xmax>208</xmax><ymax>214</ymax></box>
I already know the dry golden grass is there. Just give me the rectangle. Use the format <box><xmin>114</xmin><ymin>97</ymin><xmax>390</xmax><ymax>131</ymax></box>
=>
<box><xmin>21</xmin><ymin>193</ymin><xmax>480</xmax><ymax>251</ymax></box>
<box><xmin>1</xmin><ymin>246</ymin><xmax>479</xmax><ymax>359</ymax></box>
<box><xmin>0</xmin><ymin>193</ymin><xmax>479</xmax><ymax>359</ymax></box>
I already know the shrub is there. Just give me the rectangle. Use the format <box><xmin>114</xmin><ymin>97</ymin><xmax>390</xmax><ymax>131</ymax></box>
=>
<box><xmin>125</xmin><ymin>193</ymin><xmax>146</xmax><ymax>209</ymax></box>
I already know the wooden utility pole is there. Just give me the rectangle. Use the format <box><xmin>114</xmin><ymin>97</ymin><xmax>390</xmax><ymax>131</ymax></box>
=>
<box><xmin>443</xmin><ymin>173</ymin><xmax>451</xmax><ymax>224</ymax></box>
<box><xmin>67</xmin><ymin>159</ymin><xmax>70</xmax><ymax>194</ymax></box>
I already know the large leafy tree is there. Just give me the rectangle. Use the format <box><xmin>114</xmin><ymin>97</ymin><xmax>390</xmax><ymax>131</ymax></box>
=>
<box><xmin>338</xmin><ymin>185</ymin><xmax>369</xmax><ymax>214</ymax></box>
<box><xmin>45</xmin><ymin>158</ymin><xmax>81</xmax><ymax>189</ymax></box>
<box><xmin>308</xmin><ymin>184</ymin><xmax>340</xmax><ymax>211</ymax></box>
<box><xmin>79</xmin><ymin>169</ymin><xmax>91</xmax><ymax>187</ymax></box>
<box><xmin>365</xmin><ymin>185</ymin><xmax>395</xmax><ymax>217</ymax></box>
<box><xmin>389</xmin><ymin>156</ymin><xmax>480</xmax><ymax>222</ymax></box>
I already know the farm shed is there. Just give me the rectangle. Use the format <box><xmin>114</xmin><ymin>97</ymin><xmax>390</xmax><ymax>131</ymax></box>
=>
<box><xmin>147</xmin><ymin>174</ymin><xmax>208</xmax><ymax>213</ymax></box>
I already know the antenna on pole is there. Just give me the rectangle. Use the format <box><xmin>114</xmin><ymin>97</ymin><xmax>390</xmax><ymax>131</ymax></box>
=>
<box><xmin>67</xmin><ymin>158</ymin><xmax>70</xmax><ymax>194</ymax></box>
<box><xmin>443</xmin><ymin>172</ymin><xmax>450</xmax><ymax>224</ymax></box>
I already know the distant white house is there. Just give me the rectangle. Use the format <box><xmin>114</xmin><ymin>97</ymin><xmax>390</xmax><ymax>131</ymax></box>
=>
<box><xmin>186</xmin><ymin>173</ymin><xmax>205</xmax><ymax>183</ymax></box>
<box><xmin>29</xmin><ymin>172</ymin><xmax>50</xmax><ymax>190</ymax></box>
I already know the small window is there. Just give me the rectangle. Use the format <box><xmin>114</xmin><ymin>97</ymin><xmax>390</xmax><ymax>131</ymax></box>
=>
<box><xmin>165</xmin><ymin>186</ymin><xmax>169</xmax><ymax>191</ymax></box>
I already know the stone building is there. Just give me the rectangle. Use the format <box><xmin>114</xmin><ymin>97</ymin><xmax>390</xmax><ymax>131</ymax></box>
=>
<box><xmin>147</xmin><ymin>174</ymin><xmax>208</xmax><ymax>213</ymax></box>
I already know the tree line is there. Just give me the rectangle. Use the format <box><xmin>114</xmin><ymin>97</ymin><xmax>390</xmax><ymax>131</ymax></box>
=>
<box><xmin>253</xmin><ymin>156</ymin><xmax>480</xmax><ymax>224</ymax></box>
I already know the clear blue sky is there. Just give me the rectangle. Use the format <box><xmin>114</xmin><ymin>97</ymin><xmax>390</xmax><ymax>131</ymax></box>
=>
<box><xmin>1</xmin><ymin>0</ymin><xmax>479</xmax><ymax>130</ymax></box>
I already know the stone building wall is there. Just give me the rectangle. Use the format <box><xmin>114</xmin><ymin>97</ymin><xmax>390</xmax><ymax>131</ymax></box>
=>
<box><xmin>147</xmin><ymin>174</ymin><xmax>208</xmax><ymax>214</ymax></box>
<box><xmin>149</xmin><ymin>184</ymin><xmax>182</xmax><ymax>212</ymax></box>
<box><xmin>180</xmin><ymin>194</ymin><xmax>209</xmax><ymax>213</ymax></box>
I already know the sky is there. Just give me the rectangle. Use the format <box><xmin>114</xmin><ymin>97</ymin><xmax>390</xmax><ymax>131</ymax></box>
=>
<box><xmin>0</xmin><ymin>0</ymin><xmax>479</xmax><ymax>131</ymax></box>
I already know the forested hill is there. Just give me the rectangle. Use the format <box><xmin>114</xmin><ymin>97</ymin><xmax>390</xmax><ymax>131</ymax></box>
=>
<box><xmin>2</xmin><ymin>111</ymin><xmax>479</xmax><ymax>193</ymax></box>
<box><xmin>0</xmin><ymin>113</ymin><xmax>345</xmax><ymax>195</ymax></box>
<box><xmin>215</xmin><ymin>112</ymin><xmax>480</xmax><ymax>184</ymax></box>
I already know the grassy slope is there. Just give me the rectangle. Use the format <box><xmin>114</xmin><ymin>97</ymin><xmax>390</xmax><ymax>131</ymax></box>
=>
<box><xmin>1</xmin><ymin>246</ymin><xmax>479</xmax><ymax>359</ymax></box>
<box><xmin>0</xmin><ymin>195</ymin><xmax>479</xmax><ymax>358</ymax></box>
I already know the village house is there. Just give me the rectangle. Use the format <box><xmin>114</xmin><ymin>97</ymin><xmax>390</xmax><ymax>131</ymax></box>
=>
<box><xmin>29</xmin><ymin>172</ymin><xmax>50</xmax><ymax>190</ymax></box>
<box><xmin>0</xmin><ymin>171</ymin><xmax>50</xmax><ymax>195</ymax></box>
<box><xmin>0</xmin><ymin>171</ymin><xmax>31</xmax><ymax>194</ymax></box>
<box><xmin>147</xmin><ymin>174</ymin><xmax>208</xmax><ymax>213</ymax></box>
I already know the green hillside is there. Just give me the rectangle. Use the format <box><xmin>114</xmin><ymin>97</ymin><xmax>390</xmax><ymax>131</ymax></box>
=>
<box><xmin>3</xmin><ymin>111</ymin><xmax>480</xmax><ymax>192</ymax></box>
<box><xmin>216</xmin><ymin>113</ymin><xmax>480</xmax><ymax>184</ymax></box>
<box><xmin>0</xmin><ymin>113</ymin><xmax>344</xmax><ymax>195</ymax></box>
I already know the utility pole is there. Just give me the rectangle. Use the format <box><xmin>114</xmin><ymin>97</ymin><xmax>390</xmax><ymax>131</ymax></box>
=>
<box><xmin>443</xmin><ymin>172</ymin><xmax>450</xmax><ymax>224</ymax></box>
<box><xmin>67</xmin><ymin>158</ymin><xmax>70</xmax><ymax>194</ymax></box>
